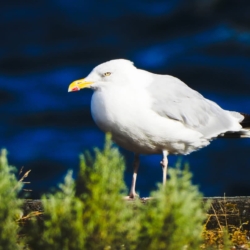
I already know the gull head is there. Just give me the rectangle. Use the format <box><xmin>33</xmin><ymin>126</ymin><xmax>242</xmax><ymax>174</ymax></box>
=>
<box><xmin>68</xmin><ymin>59</ymin><xmax>136</xmax><ymax>92</ymax></box>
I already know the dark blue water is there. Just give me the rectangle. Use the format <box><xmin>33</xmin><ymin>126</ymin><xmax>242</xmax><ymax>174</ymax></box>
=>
<box><xmin>1</xmin><ymin>0</ymin><xmax>250</xmax><ymax>197</ymax></box>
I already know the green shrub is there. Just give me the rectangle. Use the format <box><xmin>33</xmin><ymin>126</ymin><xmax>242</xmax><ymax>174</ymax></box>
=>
<box><xmin>26</xmin><ymin>171</ymin><xmax>86</xmax><ymax>250</ymax></box>
<box><xmin>0</xmin><ymin>149</ymin><xmax>23</xmax><ymax>250</ymax></box>
<box><xmin>26</xmin><ymin>134</ymin><xmax>137</xmax><ymax>250</ymax></box>
<box><xmin>75</xmin><ymin>134</ymin><xmax>138</xmax><ymax>249</ymax></box>
<box><xmin>1</xmin><ymin>136</ymin><xmax>207</xmax><ymax>249</ymax></box>
<box><xmin>136</xmin><ymin>163</ymin><xmax>206</xmax><ymax>250</ymax></box>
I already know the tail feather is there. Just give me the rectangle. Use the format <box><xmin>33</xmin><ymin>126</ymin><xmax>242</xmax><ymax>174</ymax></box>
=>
<box><xmin>219</xmin><ymin>132</ymin><xmax>250</xmax><ymax>138</ymax></box>
<box><xmin>219</xmin><ymin>112</ymin><xmax>250</xmax><ymax>138</ymax></box>
<box><xmin>240</xmin><ymin>112</ymin><xmax>250</xmax><ymax>128</ymax></box>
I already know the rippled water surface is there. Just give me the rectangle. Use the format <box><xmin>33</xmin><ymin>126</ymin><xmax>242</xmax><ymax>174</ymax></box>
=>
<box><xmin>1</xmin><ymin>1</ymin><xmax>250</xmax><ymax>197</ymax></box>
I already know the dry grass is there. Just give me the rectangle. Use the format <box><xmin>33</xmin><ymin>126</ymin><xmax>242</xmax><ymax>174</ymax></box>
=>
<box><xmin>18</xmin><ymin>167</ymin><xmax>32</xmax><ymax>192</ymax></box>
<box><xmin>202</xmin><ymin>196</ymin><xmax>250</xmax><ymax>249</ymax></box>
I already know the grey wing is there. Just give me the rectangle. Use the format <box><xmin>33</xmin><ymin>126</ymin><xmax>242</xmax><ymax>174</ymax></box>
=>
<box><xmin>148</xmin><ymin>74</ymin><xmax>243</xmax><ymax>138</ymax></box>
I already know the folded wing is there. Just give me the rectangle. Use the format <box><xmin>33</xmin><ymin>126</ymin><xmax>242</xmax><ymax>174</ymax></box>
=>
<box><xmin>148</xmin><ymin>74</ymin><xmax>243</xmax><ymax>139</ymax></box>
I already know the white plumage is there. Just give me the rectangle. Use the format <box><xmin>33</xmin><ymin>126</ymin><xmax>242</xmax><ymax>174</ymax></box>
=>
<box><xmin>68</xmin><ymin>59</ymin><xmax>250</xmax><ymax>198</ymax></box>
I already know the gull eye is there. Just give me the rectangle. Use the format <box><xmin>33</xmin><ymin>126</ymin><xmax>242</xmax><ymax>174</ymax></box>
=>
<box><xmin>103</xmin><ymin>72</ymin><xmax>111</xmax><ymax>77</ymax></box>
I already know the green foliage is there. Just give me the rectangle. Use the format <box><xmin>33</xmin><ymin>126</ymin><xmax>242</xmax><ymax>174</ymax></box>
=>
<box><xmin>0</xmin><ymin>149</ymin><xmax>22</xmax><ymax>250</ymax></box>
<box><xmin>136</xmin><ymin>163</ymin><xmax>206</xmax><ymax>250</ymax></box>
<box><xmin>26</xmin><ymin>171</ymin><xmax>86</xmax><ymax>250</ymax></box>
<box><xmin>75</xmin><ymin>134</ymin><xmax>137</xmax><ymax>249</ymax></box>
<box><xmin>0</xmin><ymin>137</ymin><xmax>209</xmax><ymax>249</ymax></box>
<box><xmin>26</xmin><ymin>134</ymin><xmax>137</xmax><ymax>250</ymax></box>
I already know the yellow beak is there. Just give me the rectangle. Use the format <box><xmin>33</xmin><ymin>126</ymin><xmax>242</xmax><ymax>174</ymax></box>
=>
<box><xmin>68</xmin><ymin>78</ymin><xmax>93</xmax><ymax>92</ymax></box>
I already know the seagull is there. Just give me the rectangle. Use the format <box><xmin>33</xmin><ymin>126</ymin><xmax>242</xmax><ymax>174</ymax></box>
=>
<box><xmin>68</xmin><ymin>59</ymin><xmax>250</xmax><ymax>198</ymax></box>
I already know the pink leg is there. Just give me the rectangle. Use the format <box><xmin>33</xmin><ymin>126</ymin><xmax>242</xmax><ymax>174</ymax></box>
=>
<box><xmin>160</xmin><ymin>150</ymin><xmax>168</xmax><ymax>186</ymax></box>
<box><xmin>129</xmin><ymin>153</ymin><xmax>140</xmax><ymax>198</ymax></box>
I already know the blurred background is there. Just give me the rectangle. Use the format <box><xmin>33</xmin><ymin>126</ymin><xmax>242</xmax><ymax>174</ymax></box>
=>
<box><xmin>1</xmin><ymin>0</ymin><xmax>250</xmax><ymax>198</ymax></box>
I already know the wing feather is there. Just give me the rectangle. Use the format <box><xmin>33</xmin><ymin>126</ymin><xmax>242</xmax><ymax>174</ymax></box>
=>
<box><xmin>147</xmin><ymin>74</ymin><xmax>242</xmax><ymax>138</ymax></box>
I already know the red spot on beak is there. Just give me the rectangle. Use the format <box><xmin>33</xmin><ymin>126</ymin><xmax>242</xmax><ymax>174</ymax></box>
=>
<box><xmin>71</xmin><ymin>87</ymin><xmax>80</xmax><ymax>92</ymax></box>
